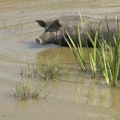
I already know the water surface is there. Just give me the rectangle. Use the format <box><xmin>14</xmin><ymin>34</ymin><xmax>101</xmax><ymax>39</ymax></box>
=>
<box><xmin>0</xmin><ymin>0</ymin><xmax>120</xmax><ymax>120</ymax></box>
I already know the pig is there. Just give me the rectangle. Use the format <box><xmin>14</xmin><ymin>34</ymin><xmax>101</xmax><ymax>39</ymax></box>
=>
<box><xmin>35</xmin><ymin>16</ymin><xmax>119</xmax><ymax>47</ymax></box>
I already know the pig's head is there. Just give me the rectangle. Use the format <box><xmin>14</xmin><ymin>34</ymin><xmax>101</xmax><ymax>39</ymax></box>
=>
<box><xmin>35</xmin><ymin>19</ymin><xmax>62</xmax><ymax>45</ymax></box>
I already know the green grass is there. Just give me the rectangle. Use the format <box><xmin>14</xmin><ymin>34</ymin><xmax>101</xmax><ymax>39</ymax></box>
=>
<box><xmin>96</xmin><ymin>18</ymin><xmax>120</xmax><ymax>87</ymax></box>
<box><xmin>98</xmin><ymin>30</ymin><xmax>120</xmax><ymax>87</ymax></box>
<box><xmin>12</xmin><ymin>55</ymin><xmax>67</xmax><ymax>99</ymax></box>
<box><xmin>20</xmin><ymin>55</ymin><xmax>66</xmax><ymax>81</ymax></box>
<box><xmin>87</xmin><ymin>31</ymin><xmax>98</xmax><ymax>78</ymax></box>
<box><xmin>66</xmin><ymin>16</ymin><xmax>120</xmax><ymax>87</ymax></box>
<box><xmin>12</xmin><ymin>79</ymin><xmax>47</xmax><ymax>99</ymax></box>
<box><xmin>65</xmin><ymin>26</ymin><xmax>86</xmax><ymax>72</ymax></box>
<box><xmin>36</xmin><ymin>55</ymin><xmax>66</xmax><ymax>80</ymax></box>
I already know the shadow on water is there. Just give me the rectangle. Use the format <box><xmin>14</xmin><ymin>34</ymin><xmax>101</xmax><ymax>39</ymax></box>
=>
<box><xmin>27</xmin><ymin>41</ymin><xmax>58</xmax><ymax>49</ymax></box>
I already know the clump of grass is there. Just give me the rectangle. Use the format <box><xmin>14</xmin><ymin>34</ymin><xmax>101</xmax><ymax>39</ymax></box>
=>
<box><xmin>65</xmin><ymin>26</ymin><xmax>86</xmax><ymax>72</ymax></box>
<box><xmin>98</xmin><ymin>19</ymin><xmax>120</xmax><ymax>87</ymax></box>
<box><xmin>66</xmin><ymin>15</ymin><xmax>120</xmax><ymax>87</ymax></box>
<box><xmin>12</xmin><ymin>79</ymin><xmax>47</xmax><ymax>100</ymax></box>
<box><xmin>20</xmin><ymin>55</ymin><xmax>66</xmax><ymax>81</ymax></box>
<box><xmin>36</xmin><ymin>55</ymin><xmax>66</xmax><ymax>80</ymax></box>
<box><xmin>12</xmin><ymin>55</ymin><xmax>66</xmax><ymax>99</ymax></box>
<box><xmin>98</xmin><ymin>38</ymin><xmax>120</xmax><ymax>87</ymax></box>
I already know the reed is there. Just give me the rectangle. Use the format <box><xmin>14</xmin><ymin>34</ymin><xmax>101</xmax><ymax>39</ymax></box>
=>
<box><xmin>87</xmin><ymin>31</ymin><xmax>98</xmax><ymax>78</ymax></box>
<box><xmin>98</xmin><ymin>18</ymin><xmax>120</xmax><ymax>87</ymax></box>
<box><xmin>65</xmin><ymin>26</ymin><xmax>86</xmax><ymax>72</ymax></box>
<box><xmin>66</xmin><ymin>16</ymin><xmax>120</xmax><ymax>87</ymax></box>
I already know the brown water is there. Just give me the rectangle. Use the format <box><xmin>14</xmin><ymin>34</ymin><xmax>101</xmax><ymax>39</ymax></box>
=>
<box><xmin>0</xmin><ymin>0</ymin><xmax>120</xmax><ymax>120</ymax></box>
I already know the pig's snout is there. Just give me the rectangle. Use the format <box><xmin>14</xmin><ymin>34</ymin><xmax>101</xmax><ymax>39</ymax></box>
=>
<box><xmin>36</xmin><ymin>38</ymin><xmax>43</xmax><ymax>44</ymax></box>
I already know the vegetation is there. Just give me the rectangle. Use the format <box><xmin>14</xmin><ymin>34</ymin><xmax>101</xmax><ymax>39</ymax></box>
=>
<box><xmin>66</xmin><ymin>26</ymin><xmax>86</xmax><ymax>72</ymax></box>
<box><xmin>98</xmin><ymin>21</ymin><xmax>120</xmax><ymax>87</ymax></box>
<box><xmin>66</xmin><ymin>17</ymin><xmax>120</xmax><ymax>87</ymax></box>
<box><xmin>12</xmin><ymin>56</ymin><xmax>67</xmax><ymax>99</ymax></box>
<box><xmin>12</xmin><ymin>17</ymin><xmax>120</xmax><ymax>101</ymax></box>
<box><xmin>12</xmin><ymin>79</ymin><xmax>47</xmax><ymax>99</ymax></box>
<box><xmin>36</xmin><ymin>55</ymin><xmax>67</xmax><ymax>80</ymax></box>
<box><xmin>87</xmin><ymin>31</ymin><xmax>98</xmax><ymax>78</ymax></box>
<box><xmin>20</xmin><ymin>55</ymin><xmax>66</xmax><ymax>81</ymax></box>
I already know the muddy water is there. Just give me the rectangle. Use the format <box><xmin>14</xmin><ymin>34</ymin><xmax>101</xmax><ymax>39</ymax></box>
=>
<box><xmin>0</xmin><ymin>0</ymin><xmax>120</xmax><ymax>120</ymax></box>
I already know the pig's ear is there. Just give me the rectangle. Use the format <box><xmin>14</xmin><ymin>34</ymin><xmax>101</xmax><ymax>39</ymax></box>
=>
<box><xmin>53</xmin><ymin>19</ymin><xmax>62</xmax><ymax>27</ymax></box>
<box><xmin>36</xmin><ymin>20</ymin><xmax>46</xmax><ymax>28</ymax></box>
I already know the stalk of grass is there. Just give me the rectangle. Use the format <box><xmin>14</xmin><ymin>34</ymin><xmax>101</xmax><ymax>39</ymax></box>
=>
<box><xmin>98</xmin><ymin>47</ymin><xmax>111</xmax><ymax>86</ymax></box>
<box><xmin>111</xmin><ymin>37</ymin><xmax>120</xmax><ymax>86</ymax></box>
<box><xmin>65</xmin><ymin>26</ymin><xmax>86</xmax><ymax>71</ymax></box>
<box><xmin>98</xmin><ymin>42</ymin><xmax>119</xmax><ymax>87</ymax></box>
<box><xmin>105</xmin><ymin>17</ymin><xmax>111</xmax><ymax>42</ymax></box>
<box><xmin>87</xmin><ymin>31</ymin><xmax>98</xmax><ymax>77</ymax></box>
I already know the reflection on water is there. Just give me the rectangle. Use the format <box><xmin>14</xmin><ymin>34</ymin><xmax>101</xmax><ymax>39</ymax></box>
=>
<box><xmin>0</xmin><ymin>0</ymin><xmax>120</xmax><ymax>120</ymax></box>
<box><xmin>38</xmin><ymin>48</ymin><xmax>120</xmax><ymax>108</ymax></box>
<box><xmin>36</xmin><ymin>48</ymin><xmax>120</xmax><ymax>120</ymax></box>
<box><xmin>76</xmin><ymin>80</ymin><xmax>120</xmax><ymax>108</ymax></box>
<box><xmin>75</xmin><ymin>79</ymin><xmax>111</xmax><ymax>107</ymax></box>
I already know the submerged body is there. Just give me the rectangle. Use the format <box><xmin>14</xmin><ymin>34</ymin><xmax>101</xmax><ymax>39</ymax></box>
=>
<box><xmin>35</xmin><ymin>16</ymin><xmax>120</xmax><ymax>47</ymax></box>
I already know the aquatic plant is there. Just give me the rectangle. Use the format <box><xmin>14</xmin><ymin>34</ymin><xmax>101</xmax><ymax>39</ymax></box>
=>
<box><xmin>87</xmin><ymin>31</ymin><xmax>98</xmax><ymax>78</ymax></box>
<box><xmin>98</xmin><ymin>19</ymin><xmax>120</xmax><ymax>87</ymax></box>
<box><xmin>12</xmin><ymin>79</ymin><xmax>47</xmax><ymax>99</ymax></box>
<box><xmin>21</xmin><ymin>56</ymin><xmax>66</xmax><ymax>81</ymax></box>
<box><xmin>65</xmin><ymin>26</ymin><xmax>86</xmax><ymax>72</ymax></box>
<box><xmin>36</xmin><ymin>55</ymin><xmax>66</xmax><ymax>80</ymax></box>
<box><xmin>66</xmin><ymin>15</ymin><xmax>120</xmax><ymax>87</ymax></box>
